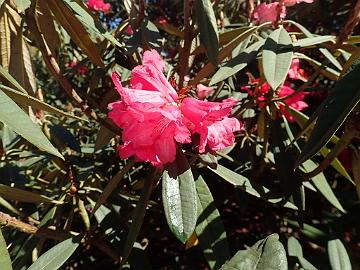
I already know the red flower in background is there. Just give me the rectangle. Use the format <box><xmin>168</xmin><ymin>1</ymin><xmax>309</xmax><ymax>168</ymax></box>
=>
<box><xmin>243</xmin><ymin>80</ymin><xmax>308</xmax><ymax>122</ymax></box>
<box><xmin>87</xmin><ymin>0</ymin><xmax>111</xmax><ymax>14</ymax></box>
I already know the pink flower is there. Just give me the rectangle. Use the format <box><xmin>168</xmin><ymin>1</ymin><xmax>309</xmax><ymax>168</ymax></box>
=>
<box><xmin>67</xmin><ymin>59</ymin><xmax>88</xmax><ymax>75</ymax></box>
<box><xmin>196</xmin><ymin>84</ymin><xmax>215</xmax><ymax>100</ymax></box>
<box><xmin>180</xmin><ymin>98</ymin><xmax>242</xmax><ymax>153</ymax></box>
<box><xmin>288</xmin><ymin>58</ymin><xmax>308</xmax><ymax>81</ymax></box>
<box><xmin>284</xmin><ymin>0</ymin><xmax>314</xmax><ymax>7</ymax></box>
<box><xmin>253</xmin><ymin>3</ymin><xmax>286</xmax><ymax>25</ymax></box>
<box><xmin>243</xmin><ymin>80</ymin><xmax>308</xmax><ymax>122</ymax></box>
<box><xmin>108</xmin><ymin>50</ymin><xmax>190</xmax><ymax>167</ymax></box>
<box><xmin>87</xmin><ymin>0</ymin><xmax>111</xmax><ymax>14</ymax></box>
<box><xmin>125</xmin><ymin>25</ymin><xmax>134</xmax><ymax>35</ymax></box>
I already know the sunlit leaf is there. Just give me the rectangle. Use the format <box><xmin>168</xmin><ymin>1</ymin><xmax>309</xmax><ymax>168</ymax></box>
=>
<box><xmin>27</xmin><ymin>235</ymin><xmax>82</xmax><ymax>270</ymax></box>
<box><xmin>327</xmin><ymin>239</ymin><xmax>352</xmax><ymax>270</ymax></box>
<box><xmin>0</xmin><ymin>229</ymin><xmax>12</xmax><ymax>270</ymax></box>
<box><xmin>263</xmin><ymin>27</ymin><xmax>293</xmax><ymax>90</ymax></box>
<box><xmin>220</xmin><ymin>234</ymin><xmax>287</xmax><ymax>270</ymax></box>
<box><xmin>162</xmin><ymin>151</ymin><xmax>198</xmax><ymax>243</ymax></box>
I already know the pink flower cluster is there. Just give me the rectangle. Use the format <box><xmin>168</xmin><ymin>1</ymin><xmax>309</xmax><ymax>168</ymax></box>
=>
<box><xmin>253</xmin><ymin>0</ymin><xmax>314</xmax><ymax>24</ymax></box>
<box><xmin>108</xmin><ymin>50</ymin><xmax>242</xmax><ymax>167</ymax></box>
<box><xmin>87</xmin><ymin>0</ymin><xmax>111</xmax><ymax>14</ymax></box>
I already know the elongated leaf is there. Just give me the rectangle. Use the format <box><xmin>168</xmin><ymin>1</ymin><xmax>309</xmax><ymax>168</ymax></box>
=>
<box><xmin>27</xmin><ymin>235</ymin><xmax>82</xmax><ymax>270</ymax></box>
<box><xmin>293</xmin><ymin>36</ymin><xmax>335</xmax><ymax>48</ymax></box>
<box><xmin>190</xmin><ymin>26</ymin><xmax>257</xmax><ymax>85</ymax></box>
<box><xmin>263</xmin><ymin>27</ymin><xmax>293</xmax><ymax>90</ymax></box>
<box><xmin>0</xmin><ymin>5</ymin><xmax>10</xmax><ymax>70</ymax></box>
<box><xmin>327</xmin><ymin>239</ymin><xmax>352</xmax><ymax>270</ymax></box>
<box><xmin>195</xmin><ymin>174</ymin><xmax>230</xmax><ymax>269</ymax></box>
<box><xmin>92</xmin><ymin>160</ymin><xmax>134</xmax><ymax>214</ymax></box>
<box><xmin>14</xmin><ymin>0</ymin><xmax>30</xmax><ymax>12</ymax></box>
<box><xmin>141</xmin><ymin>20</ymin><xmax>162</xmax><ymax>49</ymax></box>
<box><xmin>220</xmin><ymin>234</ymin><xmax>287</xmax><ymax>270</ymax></box>
<box><xmin>302</xmin><ymin>160</ymin><xmax>345</xmax><ymax>213</ymax></box>
<box><xmin>0</xmin><ymin>90</ymin><xmax>63</xmax><ymax>159</ymax></box>
<box><xmin>121</xmin><ymin>170</ymin><xmax>157</xmax><ymax>267</ymax></box>
<box><xmin>61</xmin><ymin>0</ymin><xmax>121</xmax><ymax>47</ymax></box>
<box><xmin>0</xmin><ymin>86</ymin><xmax>85</xmax><ymax>121</ymax></box>
<box><xmin>296</xmin><ymin>60</ymin><xmax>360</xmax><ymax>166</ymax></box>
<box><xmin>0</xmin><ymin>229</ymin><xmax>12</xmax><ymax>270</ymax></box>
<box><xmin>195</xmin><ymin>0</ymin><xmax>219</xmax><ymax>65</ymax></box>
<box><xmin>0</xmin><ymin>184</ymin><xmax>62</xmax><ymax>204</ymax></box>
<box><xmin>288</xmin><ymin>237</ymin><xmax>317</xmax><ymax>270</ymax></box>
<box><xmin>210</xmin><ymin>164</ymin><xmax>297</xmax><ymax>209</ymax></box>
<box><xmin>210</xmin><ymin>40</ymin><xmax>263</xmax><ymax>85</ymax></box>
<box><xmin>0</xmin><ymin>65</ymin><xmax>27</xmax><ymax>94</ymax></box>
<box><xmin>288</xmin><ymin>107</ymin><xmax>353</xmax><ymax>183</ymax></box>
<box><xmin>162</xmin><ymin>152</ymin><xmax>198</xmax><ymax>243</ymax></box>
<box><xmin>37</xmin><ymin>1</ymin><xmax>60</xmax><ymax>59</ymax></box>
<box><xmin>46</xmin><ymin>0</ymin><xmax>104</xmax><ymax>67</ymax></box>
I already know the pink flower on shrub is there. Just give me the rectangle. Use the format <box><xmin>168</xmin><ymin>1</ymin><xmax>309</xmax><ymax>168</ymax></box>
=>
<box><xmin>108</xmin><ymin>50</ymin><xmax>241</xmax><ymax>166</ymax></box>
<box><xmin>181</xmin><ymin>98</ymin><xmax>242</xmax><ymax>153</ymax></box>
<box><xmin>196</xmin><ymin>84</ymin><xmax>215</xmax><ymax>100</ymax></box>
<box><xmin>288</xmin><ymin>58</ymin><xmax>308</xmax><ymax>81</ymax></box>
<box><xmin>243</xmin><ymin>80</ymin><xmax>308</xmax><ymax>122</ymax></box>
<box><xmin>87</xmin><ymin>0</ymin><xmax>111</xmax><ymax>14</ymax></box>
<box><xmin>284</xmin><ymin>0</ymin><xmax>314</xmax><ymax>7</ymax></box>
<box><xmin>253</xmin><ymin>3</ymin><xmax>286</xmax><ymax>24</ymax></box>
<box><xmin>108</xmin><ymin>50</ymin><xmax>191</xmax><ymax>167</ymax></box>
<box><xmin>67</xmin><ymin>59</ymin><xmax>88</xmax><ymax>75</ymax></box>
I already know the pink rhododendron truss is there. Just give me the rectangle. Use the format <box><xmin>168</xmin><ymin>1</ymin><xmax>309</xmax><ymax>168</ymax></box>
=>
<box><xmin>108</xmin><ymin>50</ymin><xmax>242</xmax><ymax>167</ymax></box>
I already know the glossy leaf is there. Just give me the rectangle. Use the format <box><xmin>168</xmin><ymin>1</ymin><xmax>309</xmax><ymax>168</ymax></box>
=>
<box><xmin>195</xmin><ymin>0</ymin><xmax>219</xmax><ymax>65</ymax></box>
<box><xmin>220</xmin><ymin>234</ymin><xmax>287</xmax><ymax>270</ymax></box>
<box><xmin>210</xmin><ymin>165</ymin><xmax>298</xmax><ymax>209</ymax></box>
<box><xmin>263</xmin><ymin>27</ymin><xmax>293</xmax><ymax>90</ymax></box>
<box><xmin>195</xmin><ymin>174</ymin><xmax>230</xmax><ymax>269</ymax></box>
<box><xmin>296</xmin><ymin>60</ymin><xmax>360</xmax><ymax>166</ymax></box>
<box><xmin>0</xmin><ymin>229</ymin><xmax>12</xmax><ymax>270</ymax></box>
<box><xmin>210</xmin><ymin>40</ymin><xmax>263</xmax><ymax>85</ymax></box>
<box><xmin>162</xmin><ymin>152</ymin><xmax>198</xmax><ymax>243</ymax></box>
<box><xmin>0</xmin><ymin>90</ymin><xmax>63</xmax><ymax>159</ymax></box>
<box><xmin>327</xmin><ymin>239</ymin><xmax>352</xmax><ymax>270</ymax></box>
<box><xmin>27</xmin><ymin>235</ymin><xmax>82</xmax><ymax>270</ymax></box>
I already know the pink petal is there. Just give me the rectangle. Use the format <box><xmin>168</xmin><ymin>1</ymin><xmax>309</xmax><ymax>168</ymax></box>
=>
<box><xmin>253</xmin><ymin>3</ymin><xmax>286</xmax><ymax>24</ymax></box>
<box><xmin>143</xmin><ymin>49</ymin><xmax>166</xmax><ymax>73</ymax></box>
<box><xmin>196</xmin><ymin>84</ymin><xmax>215</xmax><ymax>99</ymax></box>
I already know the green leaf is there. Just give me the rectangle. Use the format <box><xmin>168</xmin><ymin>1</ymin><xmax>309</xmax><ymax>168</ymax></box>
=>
<box><xmin>220</xmin><ymin>234</ymin><xmax>287</xmax><ymax>270</ymax></box>
<box><xmin>296</xmin><ymin>60</ymin><xmax>360</xmax><ymax>166</ymax></box>
<box><xmin>121</xmin><ymin>169</ymin><xmax>158</xmax><ymax>267</ymax></box>
<box><xmin>14</xmin><ymin>0</ymin><xmax>30</xmax><ymax>12</ymax></box>
<box><xmin>162</xmin><ymin>151</ymin><xmax>198</xmax><ymax>243</ymax></box>
<box><xmin>27</xmin><ymin>235</ymin><xmax>82</xmax><ymax>270</ymax></box>
<box><xmin>210</xmin><ymin>164</ymin><xmax>298</xmax><ymax>210</ymax></box>
<box><xmin>141</xmin><ymin>20</ymin><xmax>162</xmax><ymax>49</ymax></box>
<box><xmin>210</xmin><ymin>40</ymin><xmax>263</xmax><ymax>85</ymax></box>
<box><xmin>286</xmin><ymin>219</ymin><xmax>327</xmax><ymax>240</ymax></box>
<box><xmin>195</xmin><ymin>0</ymin><xmax>219</xmax><ymax>65</ymax></box>
<box><xmin>61</xmin><ymin>0</ymin><xmax>121</xmax><ymax>47</ymax></box>
<box><xmin>327</xmin><ymin>239</ymin><xmax>352</xmax><ymax>270</ymax></box>
<box><xmin>0</xmin><ymin>86</ymin><xmax>86</xmax><ymax>121</ymax></box>
<box><xmin>0</xmin><ymin>229</ymin><xmax>12</xmax><ymax>270</ymax></box>
<box><xmin>0</xmin><ymin>184</ymin><xmax>62</xmax><ymax>204</ymax></box>
<box><xmin>92</xmin><ymin>160</ymin><xmax>134</xmax><ymax>214</ymax></box>
<box><xmin>195</xmin><ymin>174</ymin><xmax>230</xmax><ymax>269</ymax></box>
<box><xmin>0</xmin><ymin>65</ymin><xmax>27</xmax><ymax>94</ymax></box>
<box><xmin>0</xmin><ymin>89</ymin><xmax>63</xmax><ymax>159</ymax></box>
<box><xmin>293</xmin><ymin>36</ymin><xmax>336</xmax><ymax>48</ymax></box>
<box><xmin>288</xmin><ymin>237</ymin><xmax>318</xmax><ymax>270</ymax></box>
<box><xmin>262</xmin><ymin>27</ymin><xmax>293</xmax><ymax>90</ymax></box>
<box><xmin>302</xmin><ymin>160</ymin><xmax>345</xmax><ymax>213</ymax></box>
